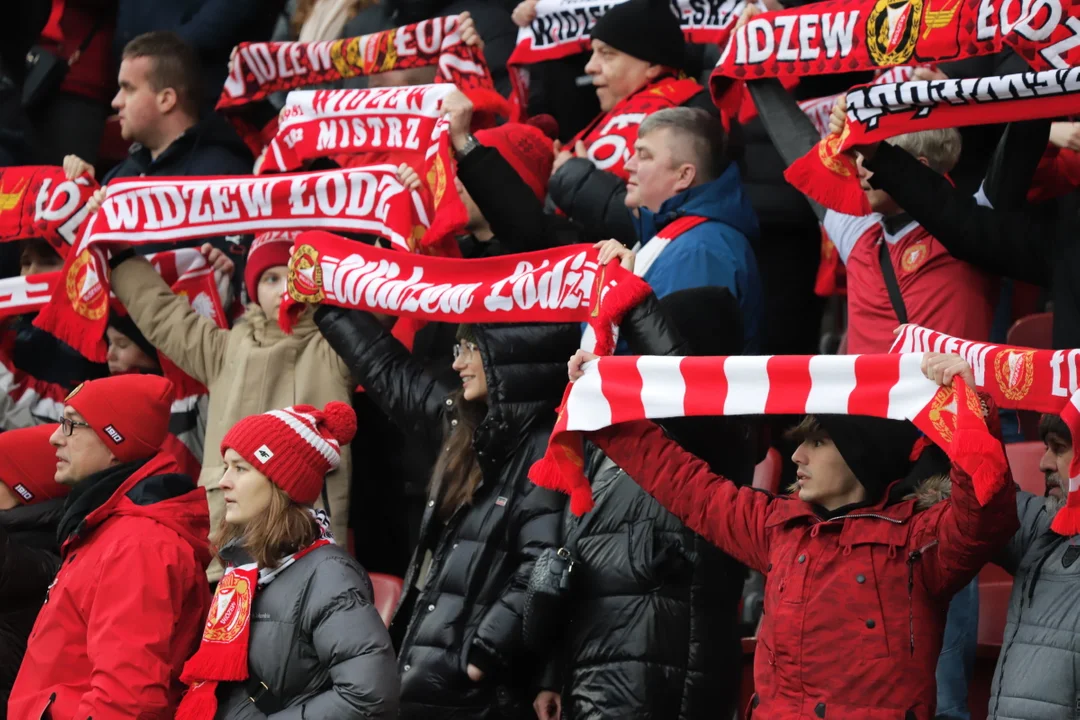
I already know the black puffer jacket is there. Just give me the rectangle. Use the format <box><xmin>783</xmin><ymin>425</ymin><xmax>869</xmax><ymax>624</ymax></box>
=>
<box><xmin>0</xmin><ymin>498</ymin><xmax>63</xmax><ymax>716</ymax></box>
<box><xmin>315</xmin><ymin>307</ymin><xmax>577</xmax><ymax>719</ymax></box>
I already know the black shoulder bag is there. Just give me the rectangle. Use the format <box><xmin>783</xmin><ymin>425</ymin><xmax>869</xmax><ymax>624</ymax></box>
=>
<box><xmin>23</xmin><ymin>17</ymin><xmax>105</xmax><ymax>111</ymax></box>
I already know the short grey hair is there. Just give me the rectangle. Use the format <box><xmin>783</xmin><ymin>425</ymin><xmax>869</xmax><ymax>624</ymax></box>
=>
<box><xmin>886</xmin><ymin>128</ymin><xmax>962</xmax><ymax>175</ymax></box>
<box><xmin>637</xmin><ymin>107</ymin><xmax>729</xmax><ymax>182</ymax></box>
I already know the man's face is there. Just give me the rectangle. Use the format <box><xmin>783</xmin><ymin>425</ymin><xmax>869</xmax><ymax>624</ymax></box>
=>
<box><xmin>625</xmin><ymin>129</ymin><xmax>690</xmax><ymax>212</ymax></box>
<box><xmin>856</xmin><ymin>154</ymin><xmax>901</xmax><ymax>216</ymax></box>
<box><xmin>1040</xmin><ymin>431</ymin><xmax>1073</xmax><ymax>515</ymax></box>
<box><xmin>113</xmin><ymin>56</ymin><xmax>163</xmax><ymax>143</ymax></box>
<box><xmin>105</xmin><ymin>327</ymin><xmax>159</xmax><ymax>375</ymax></box>
<box><xmin>257</xmin><ymin>265</ymin><xmax>289</xmax><ymax>319</ymax></box>
<box><xmin>790</xmin><ymin>432</ymin><xmax>865</xmax><ymax>511</ymax></box>
<box><xmin>584</xmin><ymin>40</ymin><xmax>655</xmax><ymax>112</ymax></box>
<box><xmin>50</xmin><ymin>407</ymin><xmax>115</xmax><ymax>485</ymax></box>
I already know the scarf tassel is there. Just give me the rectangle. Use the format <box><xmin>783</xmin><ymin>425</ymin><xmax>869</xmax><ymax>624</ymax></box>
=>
<box><xmin>174</xmin><ymin>680</ymin><xmax>221</xmax><ymax>720</ymax></box>
<box><xmin>590</xmin><ymin>271</ymin><xmax>652</xmax><ymax>358</ymax></box>
<box><xmin>784</xmin><ymin>142</ymin><xmax>872</xmax><ymax>217</ymax></box>
<box><xmin>528</xmin><ymin>430</ymin><xmax>592</xmax><ymax>516</ymax></box>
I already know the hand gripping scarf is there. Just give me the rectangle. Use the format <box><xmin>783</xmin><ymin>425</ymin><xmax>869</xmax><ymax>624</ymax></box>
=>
<box><xmin>567</xmin><ymin>76</ymin><xmax>704</xmax><ymax>182</ymax></box>
<box><xmin>0</xmin><ymin>167</ymin><xmax>99</xmax><ymax>253</ymax></box>
<box><xmin>33</xmin><ymin>165</ymin><xmax>442</xmax><ymax>361</ymax></box>
<box><xmin>279</xmin><ymin>230</ymin><xmax>652</xmax><ymax>357</ymax></box>
<box><xmin>217</xmin><ymin>15</ymin><xmax>512</xmax><ymax>152</ymax></box>
<box><xmin>175</xmin><ymin>509</ymin><xmax>334</xmax><ymax>720</ymax></box>
<box><xmin>529</xmin><ymin>352</ymin><xmax>1005</xmax><ymax>517</ymax></box>
<box><xmin>709</xmin><ymin>0</ymin><xmax>1080</xmax><ymax>115</ymax></box>
<box><xmin>785</xmin><ymin>67</ymin><xmax>1080</xmax><ymax>215</ymax></box>
<box><xmin>892</xmin><ymin>324</ymin><xmax>1080</xmax><ymax>535</ymax></box>
<box><xmin>259</xmin><ymin>84</ymin><xmax>467</xmax><ymax>246</ymax></box>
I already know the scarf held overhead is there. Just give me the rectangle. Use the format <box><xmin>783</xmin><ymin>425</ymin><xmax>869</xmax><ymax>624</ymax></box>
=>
<box><xmin>33</xmin><ymin>166</ymin><xmax>440</xmax><ymax>362</ymax></box>
<box><xmin>529</xmin><ymin>353</ymin><xmax>1005</xmax><ymax>516</ymax></box>
<box><xmin>0</xmin><ymin>166</ymin><xmax>99</xmax><ymax>252</ymax></box>
<box><xmin>280</xmin><ymin>230</ymin><xmax>652</xmax><ymax>356</ymax></box>
<box><xmin>892</xmin><ymin>323</ymin><xmax>1080</xmax><ymax>534</ymax></box>
<box><xmin>710</xmin><ymin>0</ymin><xmax>1080</xmax><ymax>113</ymax></box>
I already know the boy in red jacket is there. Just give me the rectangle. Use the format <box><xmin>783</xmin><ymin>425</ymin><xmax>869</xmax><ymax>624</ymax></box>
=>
<box><xmin>8</xmin><ymin>374</ymin><xmax>210</xmax><ymax>720</ymax></box>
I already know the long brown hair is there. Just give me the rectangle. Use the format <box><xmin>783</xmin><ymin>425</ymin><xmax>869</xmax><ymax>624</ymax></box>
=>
<box><xmin>431</xmin><ymin>388</ymin><xmax>487</xmax><ymax>518</ymax></box>
<box><xmin>210</xmin><ymin>484</ymin><xmax>319</xmax><ymax>569</ymax></box>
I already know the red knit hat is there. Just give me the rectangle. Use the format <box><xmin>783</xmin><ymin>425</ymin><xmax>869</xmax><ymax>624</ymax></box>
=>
<box><xmin>64</xmin><ymin>375</ymin><xmax>174</xmax><ymax>463</ymax></box>
<box><xmin>0</xmin><ymin>424</ymin><xmax>69</xmax><ymax>504</ymax></box>
<box><xmin>475</xmin><ymin>122</ymin><xmax>555</xmax><ymax>201</ymax></box>
<box><xmin>244</xmin><ymin>231</ymin><xmax>297</xmax><ymax>303</ymax></box>
<box><xmin>220</xmin><ymin>402</ymin><xmax>357</xmax><ymax>505</ymax></box>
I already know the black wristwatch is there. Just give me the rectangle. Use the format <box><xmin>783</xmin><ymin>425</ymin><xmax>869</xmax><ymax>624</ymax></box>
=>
<box><xmin>108</xmin><ymin>248</ymin><xmax>137</xmax><ymax>270</ymax></box>
<box><xmin>456</xmin><ymin>134</ymin><xmax>481</xmax><ymax>159</ymax></box>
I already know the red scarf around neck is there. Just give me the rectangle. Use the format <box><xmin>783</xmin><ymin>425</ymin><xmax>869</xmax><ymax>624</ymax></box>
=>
<box><xmin>709</xmin><ymin>0</ymin><xmax>1080</xmax><ymax>114</ymax></box>
<box><xmin>785</xmin><ymin>67</ymin><xmax>1080</xmax><ymax>215</ymax></box>
<box><xmin>569</xmin><ymin>76</ymin><xmax>703</xmax><ymax>182</ymax></box>
<box><xmin>892</xmin><ymin>324</ymin><xmax>1080</xmax><ymax>535</ymax></box>
<box><xmin>280</xmin><ymin>230</ymin><xmax>652</xmax><ymax>357</ymax></box>
<box><xmin>0</xmin><ymin>166</ymin><xmax>99</xmax><ymax>253</ymax></box>
<box><xmin>33</xmin><ymin>165</ymin><xmax>445</xmax><ymax>362</ymax></box>
<box><xmin>529</xmin><ymin>352</ymin><xmax>1003</xmax><ymax>517</ymax></box>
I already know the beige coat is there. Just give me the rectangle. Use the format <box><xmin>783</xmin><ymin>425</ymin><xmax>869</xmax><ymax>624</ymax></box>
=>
<box><xmin>112</xmin><ymin>257</ymin><xmax>353</xmax><ymax>579</ymax></box>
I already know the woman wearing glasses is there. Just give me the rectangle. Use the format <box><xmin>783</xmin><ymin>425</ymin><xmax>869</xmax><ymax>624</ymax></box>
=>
<box><xmin>315</xmin><ymin>306</ymin><xmax>578</xmax><ymax>720</ymax></box>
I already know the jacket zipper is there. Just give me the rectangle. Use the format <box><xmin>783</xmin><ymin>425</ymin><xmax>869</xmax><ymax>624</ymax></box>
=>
<box><xmin>819</xmin><ymin>512</ymin><xmax>905</xmax><ymax>525</ymax></box>
<box><xmin>906</xmin><ymin>540</ymin><xmax>938</xmax><ymax>656</ymax></box>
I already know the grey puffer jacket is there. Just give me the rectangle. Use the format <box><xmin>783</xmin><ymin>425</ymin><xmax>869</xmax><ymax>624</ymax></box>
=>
<box><xmin>213</xmin><ymin>542</ymin><xmax>400</xmax><ymax>720</ymax></box>
<box><xmin>989</xmin><ymin>491</ymin><xmax>1080</xmax><ymax>720</ymax></box>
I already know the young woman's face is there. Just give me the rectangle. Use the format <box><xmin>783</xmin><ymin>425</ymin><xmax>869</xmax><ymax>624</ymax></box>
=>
<box><xmin>219</xmin><ymin>448</ymin><xmax>276</xmax><ymax>526</ymax></box>
<box><xmin>791</xmin><ymin>435</ymin><xmax>866</xmax><ymax>511</ymax></box>
<box><xmin>451</xmin><ymin>339</ymin><xmax>488</xmax><ymax>402</ymax></box>
<box><xmin>105</xmin><ymin>327</ymin><xmax>159</xmax><ymax>375</ymax></box>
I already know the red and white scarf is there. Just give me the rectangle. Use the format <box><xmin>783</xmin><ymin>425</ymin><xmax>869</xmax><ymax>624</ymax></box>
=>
<box><xmin>0</xmin><ymin>167</ymin><xmax>98</xmax><ymax>253</ymax></box>
<box><xmin>175</xmin><ymin>509</ymin><xmax>334</xmax><ymax>720</ymax></box>
<box><xmin>33</xmin><ymin>165</ymin><xmax>441</xmax><ymax>361</ymax></box>
<box><xmin>0</xmin><ymin>272</ymin><xmax>59</xmax><ymax>319</ymax></box>
<box><xmin>892</xmin><ymin>324</ymin><xmax>1080</xmax><ymax>535</ymax></box>
<box><xmin>786</xmin><ymin>67</ymin><xmax>1080</xmax><ymax>215</ymax></box>
<box><xmin>569</xmin><ymin>76</ymin><xmax>704</xmax><ymax>181</ymax></box>
<box><xmin>280</xmin><ymin>230</ymin><xmax>652</xmax><ymax>357</ymax></box>
<box><xmin>217</xmin><ymin>16</ymin><xmax>512</xmax><ymax>152</ymax></box>
<box><xmin>506</xmin><ymin>0</ymin><xmax>746</xmax><ymax>113</ymax></box>
<box><xmin>709</xmin><ymin>0</ymin><xmax>1080</xmax><ymax>114</ymax></box>
<box><xmin>529</xmin><ymin>353</ymin><xmax>1005</xmax><ymax>517</ymax></box>
<box><xmin>260</xmin><ymin>84</ymin><xmax>468</xmax><ymax>245</ymax></box>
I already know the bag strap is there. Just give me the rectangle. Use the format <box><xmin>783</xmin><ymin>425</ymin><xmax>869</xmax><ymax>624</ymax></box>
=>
<box><xmin>877</xmin><ymin>240</ymin><xmax>908</xmax><ymax>325</ymax></box>
<box><xmin>68</xmin><ymin>15</ymin><xmax>106</xmax><ymax>65</ymax></box>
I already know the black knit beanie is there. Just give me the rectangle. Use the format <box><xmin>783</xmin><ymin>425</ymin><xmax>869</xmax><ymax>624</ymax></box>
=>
<box><xmin>107</xmin><ymin>312</ymin><xmax>159</xmax><ymax>364</ymax></box>
<box><xmin>815</xmin><ymin>415</ymin><xmax>921</xmax><ymax>502</ymax></box>
<box><xmin>590</xmin><ymin>0</ymin><xmax>686</xmax><ymax>70</ymax></box>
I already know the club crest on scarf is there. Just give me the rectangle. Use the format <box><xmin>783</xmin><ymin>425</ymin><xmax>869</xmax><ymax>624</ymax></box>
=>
<box><xmin>994</xmin><ymin>348</ymin><xmax>1036</xmax><ymax>402</ymax></box>
<box><xmin>0</xmin><ymin>178</ymin><xmax>28</xmax><ymax>214</ymax></box>
<box><xmin>287</xmin><ymin>243</ymin><xmax>326</xmax><ymax>304</ymax></box>
<box><xmin>65</xmin><ymin>250</ymin><xmax>107</xmax><ymax>321</ymax></box>
<box><xmin>866</xmin><ymin>0</ymin><xmax>924</xmax><ymax>66</ymax></box>
<box><xmin>927</xmin><ymin>381</ymin><xmax>982</xmax><ymax>444</ymax></box>
<box><xmin>203</xmin><ymin>572</ymin><xmax>253</xmax><ymax>644</ymax></box>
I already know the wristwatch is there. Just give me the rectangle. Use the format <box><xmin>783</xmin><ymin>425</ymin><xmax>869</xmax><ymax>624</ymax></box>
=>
<box><xmin>456</xmin><ymin>134</ymin><xmax>482</xmax><ymax>159</ymax></box>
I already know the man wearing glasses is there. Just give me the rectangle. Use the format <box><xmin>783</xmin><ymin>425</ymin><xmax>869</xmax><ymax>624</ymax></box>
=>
<box><xmin>9</xmin><ymin>374</ymin><xmax>212</xmax><ymax>720</ymax></box>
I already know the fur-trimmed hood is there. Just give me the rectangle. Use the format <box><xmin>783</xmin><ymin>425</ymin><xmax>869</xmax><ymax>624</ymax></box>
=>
<box><xmin>906</xmin><ymin>473</ymin><xmax>952</xmax><ymax>511</ymax></box>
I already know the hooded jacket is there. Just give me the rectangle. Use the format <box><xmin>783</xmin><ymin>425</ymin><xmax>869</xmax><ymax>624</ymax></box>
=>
<box><xmin>315</xmin><ymin>307</ymin><xmax>577</xmax><ymax>720</ymax></box>
<box><xmin>110</xmin><ymin>256</ymin><xmax>355</xmax><ymax>573</ymax></box>
<box><xmin>589</xmin><ymin>403</ymin><xmax>1017</xmax><ymax>720</ymax></box>
<box><xmin>987</xmin><ymin>490</ymin><xmax>1080</xmax><ymax>720</ymax></box>
<box><xmin>0</xmin><ymin>498</ymin><xmax>63</xmax><ymax>719</ymax></box>
<box><xmin>102</xmin><ymin>113</ymin><xmax>252</xmax><ymax>182</ymax></box>
<box><xmin>8</xmin><ymin>451</ymin><xmax>211</xmax><ymax>720</ymax></box>
<box><xmin>633</xmin><ymin>165</ymin><xmax>763</xmax><ymax>352</ymax></box>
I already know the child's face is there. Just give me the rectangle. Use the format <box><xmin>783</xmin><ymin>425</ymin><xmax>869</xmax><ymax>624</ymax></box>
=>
<box><xmin>257</xmin><ymin>265</ymin><xmax>289</xmax><ymax>318</ymax></box>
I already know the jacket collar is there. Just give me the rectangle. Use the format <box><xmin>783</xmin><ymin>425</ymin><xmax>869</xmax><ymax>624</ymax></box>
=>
<box><xmin>635</xmin><ymin>163</ymin><xmax>742</xmax><ymax>241</ymax></box>
<box><xmin>764</xmin><ymin>479</ymin><xmax>919</xmax><ymax>530</ymax></box>
<box><xmin>0</xmin><ymin>497</ymin><xmax>65</xmax><ymax>541</ymax></box>
<box><xmin>126</xmin><ymin>124</ymin><xmax>200</xmax><ymax>175</ymax></box>
<box><xmin>57</xmin><ymin>459</ymin><xmax>147</xmax><ymax>546</ymax></box>
<box><xmin>244</xmin><ymin>304</ymin><xmax>318</xmax><ymax>345</ymax></box>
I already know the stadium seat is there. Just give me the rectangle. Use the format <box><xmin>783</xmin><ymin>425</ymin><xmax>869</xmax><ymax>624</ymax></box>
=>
<box><xmin>753</xmin><ymin>447</ymin><xmax>781</xmax><ymax>493</ymax></box>
<box><xmin>369</xmin><ymin>573</ymin><xmax>403</xmax><ymax>628</ymax></box>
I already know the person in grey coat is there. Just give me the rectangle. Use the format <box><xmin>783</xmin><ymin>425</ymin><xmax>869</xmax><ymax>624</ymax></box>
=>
<box><xmin>987</xmin><ymin>413</ymin><xmax>1080</xmax><ymax>720</ymax></box>
<box><xmin>175</xmin><ymin>401</ymin><xmax>399</xmax><ymax>720</ymax></box>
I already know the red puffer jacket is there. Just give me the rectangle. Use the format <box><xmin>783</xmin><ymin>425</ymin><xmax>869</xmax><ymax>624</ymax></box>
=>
<box><xmin>592</xmin><ymin>414</ymin><xmax>1018</xmax><ymax>720</ymax></box>
<box><xmin>8</xmin><ymin>451</ymin><xmax>211</xmax><ymax>720</ymax></box>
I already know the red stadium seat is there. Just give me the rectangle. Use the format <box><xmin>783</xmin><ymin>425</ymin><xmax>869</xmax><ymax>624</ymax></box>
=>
<box><xmin>753</xmin><ymin>447</ymin><xmax>782</xmax><ymax>493</ymax></box>
<box><xmin>369</xmin><ymin>573</ymin><xmax>403</xmax><ymax>628</ymax></box>
<box><xmin>1005</xmin><ymin>441</ymin><xmax>1047</xmax><ymax>496</ymax></box>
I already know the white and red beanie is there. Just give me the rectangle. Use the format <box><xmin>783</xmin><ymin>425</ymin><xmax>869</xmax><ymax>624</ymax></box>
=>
<box><xmin>244</xmin><ymin>231</ymin><xmax>297</xmax><ymax>303</ymax></box>
<box><xmin>0</xmin><ymin>424</ymin><xmax>70</xmax><ymax>504</ymax></box>
<box><xmin>220</xmin><ymin>402</ymin><xmax>357</xmax><ymax>505</ymax></box>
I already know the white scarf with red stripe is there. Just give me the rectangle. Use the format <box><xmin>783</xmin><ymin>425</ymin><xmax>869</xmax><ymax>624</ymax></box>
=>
<box><xmin>892</xmin><ymin>324</ymin><xmax>1080</xmax><ymax>535</ymax></box>
<box><xmin>529</xmin><ymin>352</ymin><xmax>1006</xmax><ymax>519</ymax></box>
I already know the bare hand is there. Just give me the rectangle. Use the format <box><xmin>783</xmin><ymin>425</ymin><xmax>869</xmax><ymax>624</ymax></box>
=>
<box><xmin>569</xmin><ymin>349</ymin><xmax>599</xmax><ymax>382</ymax></box>
<box><xmin>828</xmin><ymin>96</ymin><xmax>878</xmax><ymax>160</ymax></box>
<box><xmin>552</xmin><ymin>141</ymin><xmax>574</xmax><ymax>175</ymax></box>
<box><xmin>466</xmin><ymin>663</ymin><xmax>484</xmax><ymax>682</ymax></box>
<box><xmin>63</xmin><ymin>155</ymin><xmax>95</xmax><ymax>181</ymax></box>
<box><xmin>396</xmin><ymin>163</ymin><xmax>423</xmax><ymax>192</ymax></box>
<box><xmin>442</xmin><ymin>90</ymin><xmax>475</xmax><ymax>152</ymax></box>
<box><xmin>534</xmin><ymin>690</ymin><xmax>562</xmax><ymax>720</ymax></box>
<box><xmin>594</xmin><ymin>239</ymin><xmax>635</xmax><ymax>272</ymax></box>
<box><xmin>921</xmin><ymin>352</ymin><xmax>976</xmax><ymax>389</ymax></box>
<box><xmin>735</xmin><ymin>1</ymin><xmax>761</xmax><ymax>30</ymax></box>
<box><xmin>459</xmin><ymin>13</ymin><xmax>484</xmax><ymax>49</ymax></box>
<box><xmin>1050</xmin><ymin>122</ymin><xmax>1080</xmax><ymax>152</ymax></box>
<box><xmin>200</xmin><ymin>243</ymin><xmax>236</xmax><ymax>278</ymax></box>
<box><xmin>512</xmin><ymin>0</ymin><xmax>539</xmax><ymax>27</ymax></box>
<box><xmin>86</xmin><ymin>188</ymin><xmax>106</xmax><ymax>215</ymax></box>
<box><xmin>912</xmin><ymin>66</ymin><xmax>948</xmax><ymax>82</ymax></box>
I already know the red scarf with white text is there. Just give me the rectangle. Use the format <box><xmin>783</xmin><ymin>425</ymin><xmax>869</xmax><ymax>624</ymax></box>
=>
<box><xmin>33</xmin><ymin>166</ymin><xmax>444</xmax><ymax>361</ymax></box>
<box><xmin>785</xmin><ymin>67</ymin><xmax>1080</xmax><ymax>215</ymax></box>
<box><xmin>280</xmin><ymin>231</ymin><xmax>652</xmax><ymax>357</ymax></box>
<box><xmin>0</xmin><ymin>167</ymin><xmax>98</xmax><ymax>253</ymax></box>
<box><xmin>892</xmin><ymin>324</ymin><xmax>1080</xmax><ymax>535</ymax></box>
